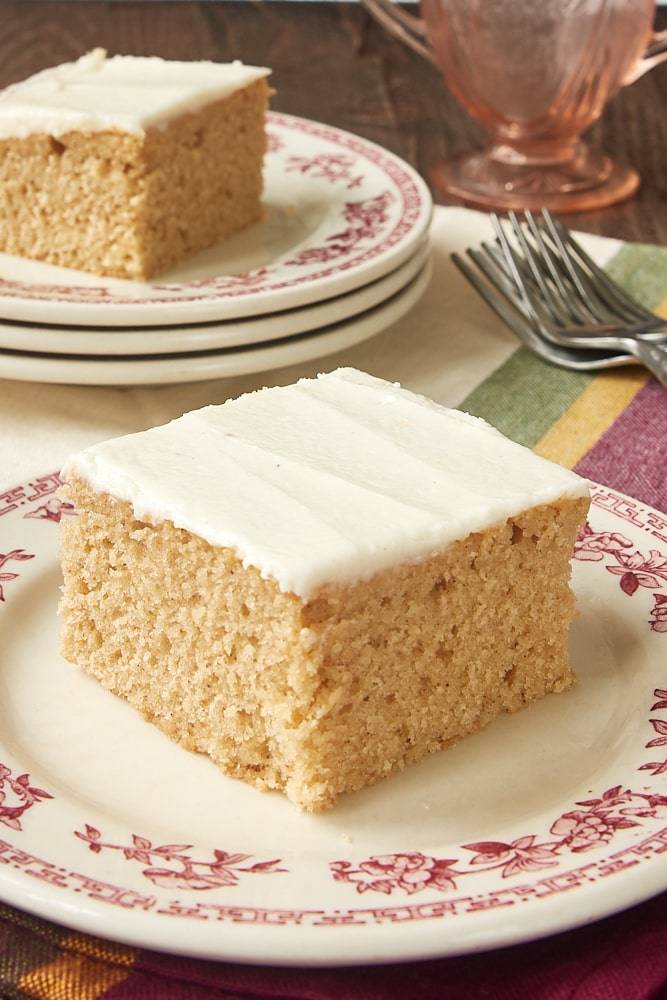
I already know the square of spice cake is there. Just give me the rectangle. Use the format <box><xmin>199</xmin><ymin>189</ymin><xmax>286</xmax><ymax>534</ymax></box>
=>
<box><xmin>59</xmin><ymin>368</ymin><xmax>590</xmax><ymax>812</ymax></box>
<box><xmin>0</xmin><ymin>49</ymin><xmax>270</xmax><ymax>279</ymax></box>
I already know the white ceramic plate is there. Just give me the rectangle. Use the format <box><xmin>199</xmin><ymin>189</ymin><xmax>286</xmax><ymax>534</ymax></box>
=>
<box><xmin>0</xmin><ymin>259</ymin><xmax>431</xmax><ymax>385</ymax></box>
<box><xmin>0</xmin><ymin>112</ymin><xmax>433</xmax><ymax>328</ymax></box>
<box><xmin>0</xmin><ymin>240</ymin><xmax>430</xmax><ymax>357</ymax></box>
<box><xmin>0</xmin><ymin>479</ymin><xmax>666</xmax><ymax>965</ymax></box>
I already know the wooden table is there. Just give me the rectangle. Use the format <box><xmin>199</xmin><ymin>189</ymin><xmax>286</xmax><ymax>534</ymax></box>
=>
<box><xmin>3</xmin><ymin>1</ymin><xmax>666</xmax><ymax>247</ymax></box>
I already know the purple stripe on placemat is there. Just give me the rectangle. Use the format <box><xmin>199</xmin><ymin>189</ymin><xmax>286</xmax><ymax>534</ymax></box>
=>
<box><xmin>574</xmin><ymin>380</ymin><xmax>667</xmax><ymax>514</ymax></box>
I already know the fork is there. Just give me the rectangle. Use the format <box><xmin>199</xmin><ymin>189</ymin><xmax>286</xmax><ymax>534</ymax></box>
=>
<box><xmin>452</xmin><ymin>248</ymin><xmax>637</xmax><ymax>374</ymax></box>
<box><xmin>464</xmin><ymin>210</ymin><xmax>667</xmax><ymax>386</ymax></box>
<box><xmin>496</xmin><ymin>210</ymin><xmax>666</xmax><ymax>338</ymax></box>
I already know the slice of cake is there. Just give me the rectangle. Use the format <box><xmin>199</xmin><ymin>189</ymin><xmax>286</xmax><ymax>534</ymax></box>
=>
<box><xmin>59</xmin><ymin>368</ymin><xmax>590</xmax><ymax>812</ymax></box>
<box><xmin>0</xmin><ymin>49</ymin><xmax>270</xmax><ymax>279</ymax></box>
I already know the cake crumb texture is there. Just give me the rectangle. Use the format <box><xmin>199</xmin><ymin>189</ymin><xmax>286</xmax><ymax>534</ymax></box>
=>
<box><xmin>60</xmin><ymin>476</ymin><xmax>588</xmax><ymax>812</ymax></box>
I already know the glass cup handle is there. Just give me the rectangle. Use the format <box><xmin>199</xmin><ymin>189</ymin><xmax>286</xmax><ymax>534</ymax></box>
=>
<box><xmin>624</xmin><ymin>27</ymin><xmax>667</xmax><ymax>83</ymax></box>
<box><xmin>360</xmin><ymin>0</ymin><xmax>437</xmax><ymax>66</ymax></box>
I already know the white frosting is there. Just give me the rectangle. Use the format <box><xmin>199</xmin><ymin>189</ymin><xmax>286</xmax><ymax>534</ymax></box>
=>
<box><xmin>61</xmin><ymin>368</ymin><xmax>590</xmax><ymax>599</ymax></box>
<box><xmin>0</xmin><ymin>49</ymin><xmax>270</xmax><ymax>139</ymax></box>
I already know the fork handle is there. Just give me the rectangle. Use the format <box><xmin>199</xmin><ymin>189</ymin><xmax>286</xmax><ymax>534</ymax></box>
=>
<box><xmin>636</xmin><ymin>341</ymin><xmax>667</xmax><ymax>387</ymax></box>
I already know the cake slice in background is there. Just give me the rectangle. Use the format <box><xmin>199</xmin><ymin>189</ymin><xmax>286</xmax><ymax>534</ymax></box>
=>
<box><xmin>0</xmin><ymin>49</ymin><xmax>270</xmax><ymax>279</ymax></box>
<box><xmin>59</xmin><ymin>368</ymin><xmax>590</xmax><ymax>812</ymax></box>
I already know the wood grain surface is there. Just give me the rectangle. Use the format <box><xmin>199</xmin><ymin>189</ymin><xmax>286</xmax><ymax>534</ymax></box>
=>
<box><xmin>2</xmin><ymin>1</ymin><xmax>665</xmax><ymax>245</ymax></box>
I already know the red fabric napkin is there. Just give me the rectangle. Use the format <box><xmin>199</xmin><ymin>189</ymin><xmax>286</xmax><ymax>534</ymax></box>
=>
<box><xmin>2</xmin><ymin>891</ymin><xmax>667</xmax><ymax>999</ymax></box>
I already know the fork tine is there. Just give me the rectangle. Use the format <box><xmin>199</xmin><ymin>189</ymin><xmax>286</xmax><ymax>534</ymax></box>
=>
<box><xmin>467</xmin><ymin>237</ymin><xmax>549</xmax><ymax>327</ymax></box>
<box><xmin>492</xmin><ymin>224</ymin><xmax>569</xmax><ymax>329</ymax></box>
<box><xmin>451</xmin><ymin>250</ymin><xmax>635</xmax><ymax>372</ymax></box>
<box><xmin>536</xmin><ymin>212</ymin><xmax>624</xmax><ymax>326</ymax></box>
<box><xmin>491</xmin><ymin>212</ymin><xmax>588</xmax><ymax>329</ymax></box>
<box><xmin>465</xmin><ymin>242</ymin><xmax>546</xmax><ymax>333</ymax></box>
<box><xmin>489</xmin><ymin>215</ymin><xmax>533</xmax><ymax>308</ymax></box>
<box><xmin>451</xmin><ymin>247</ymin><xmax>575</xmax><ymax>365</ymax></box>
<box><xmin>527</xmin><ymin>212</ymin><xmax>602</xmax><ymax>325</ymax></box>
<box><xmin>506</xmin><ymin>212</ymin><xmax>571</xmax><ymax>324</ymax></box>
<box><xmin>488</xmin><ymin>213</ymin><xmax>558</xmax><ymax>326</ymax></box>
<box><xmin>451</xmin><ymin>250</ymin><xmax>587</xmax><ymax>364</ymax></box>
<box><xmin>519</xmin><ymin>212</ymin><xmax>598</xmax><ymax>326</ymax></box>
<box><xmin>491</xmin><ymin>211</ymin><xmax>666</xmax><ymax>344</ymax></box>
<box><xmin>543</xmin><ymin>210</ymin><xmax>662</xmax><ymax>329</ymax></box>
<box><xmin>452</xmin><ymin>250</ymin><xmax>534</xmax><ymax>341</ymax></box>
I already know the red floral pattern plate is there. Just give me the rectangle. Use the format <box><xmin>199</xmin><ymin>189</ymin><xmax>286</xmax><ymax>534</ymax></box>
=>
<box><xmin>0</xmin><ymin>113</ymin><xmax>433</xmax><ymax>328</ymax></box>
<box><xmin>0</xmin><ymin>476</ymin><xmax>665</xmax><ymax>966</ymax></box>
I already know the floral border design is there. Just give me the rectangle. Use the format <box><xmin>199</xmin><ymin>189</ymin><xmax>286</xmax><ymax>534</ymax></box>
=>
<box><xmin>75</xmin><ymin>826</ymin><xmax>286</xmax><ymax>891</ymax></box>
<box><xmin>0</xmin><ymin>474</ymin><xmax>73</xmax><ymax>602</ymax></box>
<box><xmin>641</xmin><ymin>688</ymin><xmax>667</xmax><ymax>777</ymax></box>
<box><xmin>170</xmin><ymin>191</ymin><xmax>396</xmax><ymax>292</ymax></box>
<box><xmin>64</xmin><ymin>691</ymin><xmax>667</xmax><ymax>902</ymax></box>
<box><xmin>284</xmin><ymin>150</ymin><xmax>365</xmax><ymax>190</ymax></box>
<box><xmin>0</xmin><ymin>764</ymin><xmax>52</xmax><ymax>831</ymax></box>
<box><xmin>331</xmin><ymin>783</ymin><xmax>667</xmax><ymax>899</ymax></box>
<box><xmin>0</xmin><ymin>549</ymin><xmax>34</xmax><ymax>602</ymax></box>
<box><xmin>574</xmin><ymin>522</ymin><xmax>667</xmax><ymax>633</ymax></box>
<box><xmin>284</xmin><ymin>192</ymin><xmax>395</xmax><ymax>267</ymax></box>
<box><xmin>330</xmin><ymin>689</ymin><xmax>667</xmax><ymax>898</ymax></box>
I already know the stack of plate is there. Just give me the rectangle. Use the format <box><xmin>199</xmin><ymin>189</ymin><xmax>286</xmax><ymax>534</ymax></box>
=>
<box><xmin>0</xmin><ymin>113</ymin><xmax>433</xmax><ymax>386</ymax></box>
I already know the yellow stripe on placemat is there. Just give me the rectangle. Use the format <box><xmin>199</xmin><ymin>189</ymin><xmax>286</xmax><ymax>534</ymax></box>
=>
<box><xmin>18</xmin><ymin>932</ymin><xmax>135</xmax><ymax>999</ymax></box>
<box><xmin>532</xmin><ymin>366</ymin><xmax>649</xmax><ymax>468</ymax></box>
<box><xmin>531</xmin><ymin>243</ymin><xmax>666</xmax><ymax>467</ymax></box>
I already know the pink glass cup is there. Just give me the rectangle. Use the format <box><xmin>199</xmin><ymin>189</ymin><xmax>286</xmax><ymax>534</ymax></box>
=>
<box><xmin>361</xmin><ymin>0</ymin><xmax>667</xmax><ymax>212</ymax></box>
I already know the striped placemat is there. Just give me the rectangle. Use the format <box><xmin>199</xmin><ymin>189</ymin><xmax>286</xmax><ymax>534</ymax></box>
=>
<box><xmin>461</xmin><ymin>242</ymin><xmax>667</xmax><ymax>513</ymax></box>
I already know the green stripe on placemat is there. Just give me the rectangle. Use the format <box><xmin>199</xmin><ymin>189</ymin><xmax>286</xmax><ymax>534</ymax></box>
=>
<box><xmin>460</xmin><ymin>349</ymin><xmax>595</xmax><ymax>449</ymax></box>
<box><xmin>605</xmin><ymin>242</ymin><xmax>667</xmax><ymax>306</ymax></box>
